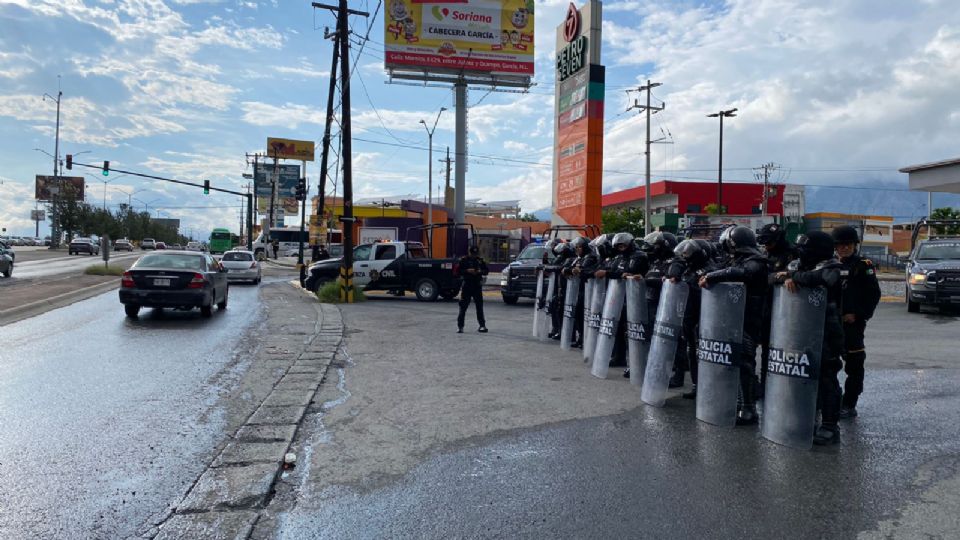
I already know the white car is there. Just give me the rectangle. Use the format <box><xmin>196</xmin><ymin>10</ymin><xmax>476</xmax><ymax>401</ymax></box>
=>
<box><xmin>141</xmin><ymin>238</ymin><xmax>157</xmax><ymax>250</ymax></box>
<box><xmin>219</xmin><ymin>250</ymin><xmax>261</xmax><ymax>284</ymax></box>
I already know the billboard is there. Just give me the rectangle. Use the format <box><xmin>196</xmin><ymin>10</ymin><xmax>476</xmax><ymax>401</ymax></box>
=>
<box><xmin>30</xmin><ymin>209</ymin><xmax>46</xmax><ymax>221</ymax></box>
<box><xmin>267</xmin><ymin>137</ymin><xmax>315</xmax><ymax>161</ymax></box>
<box><xmin>384</xmin><ymin>0</ymin><xmax>535</xmax><ymax>76</ymax></box>
<box><xmin>35</xmin><ymin>176</ymin><xmax>85</xmax><ymax>201</ymax></box>
<box><xmin>552</xmin><ymin>1</ymin><xmax>603</xmax><ymax>228</ymax></box>
<box><xmin>254</xmin><ymin>163</ymin><xmax>300</xmax><ymax>198</ymax></box>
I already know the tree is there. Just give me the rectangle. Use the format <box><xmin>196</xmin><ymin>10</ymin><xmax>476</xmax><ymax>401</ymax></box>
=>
<box><xmin>704</xmin><ymin>203</ymin><xmax>728</xmax><ymax>215</ymax></box>
<box><xmin>601</xmin><ymin>207</ymin><xmax>645</xmax><ymax>237</ymax></box>
<box><xmin>519</xmin><ymin>212</ymin><xmax>540</xmax><ymax>222</ymax></box>
<box><xmin>930</xmin><ymin>207</ymin><xmax>960</xmax><ymax>235</ymax></box>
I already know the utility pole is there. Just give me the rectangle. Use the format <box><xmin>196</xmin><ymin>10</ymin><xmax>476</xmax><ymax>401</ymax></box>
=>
<box><xmin>442</xmin><ymin>147</ymin><xmax>452</xmax><ymax>209</ymax></box>
<box><xmin>312</xmin><ymin>0</ymin><xmax>369</xmax><ymax>302</ymax></box>
<box><xmin>753</xmin><ymin>162</ymin><xmax>780</xmax><ymax>215</ymax></box>
<box><xmin>245</xmin><ymin>152</ymin><xmax>264</xmax><ymax>252</ymax></box>
<box><xmin>43</xmin><ymin>80</ymin><xmax>63</xmax><ymax>248</ymax></box>
<box><xmin>317</xmin><ymin>24</ymin><xmax>341</xmax><ymax>251</ymax></box>
<box><xmin>628</xmin><ymin>80</ymin><xmax>664</xmax><ymax>234</ymax></box>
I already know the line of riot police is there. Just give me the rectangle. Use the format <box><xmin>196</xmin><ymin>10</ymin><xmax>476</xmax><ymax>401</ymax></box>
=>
<box><xmin>531</xmin><ymin>222</ymin><xmax>879</xmax><ymax>449</ymax></box>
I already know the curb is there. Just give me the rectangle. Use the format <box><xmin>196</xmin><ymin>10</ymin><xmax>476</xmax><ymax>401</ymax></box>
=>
<box><xmin>0</xmin><ymin>279</ymin><xmax>119</xmax><ymax>326</ymax></box>
<box><xmin>147</xmin><ymin>287</ymin><xmax>343</xmax><ymax>539</ymax></box>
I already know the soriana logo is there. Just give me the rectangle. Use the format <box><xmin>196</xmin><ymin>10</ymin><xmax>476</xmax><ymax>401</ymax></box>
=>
<box><xmin>431</xmin><ymin>5</ymin><xmax>494</xmax><ymax>25</ymax></box>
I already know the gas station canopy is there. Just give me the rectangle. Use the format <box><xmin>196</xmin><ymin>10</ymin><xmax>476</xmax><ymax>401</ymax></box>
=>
<box><xmin>900</xmin><ymin>157</ymin><xmax>960</xmax><ymax>194</ymax></box>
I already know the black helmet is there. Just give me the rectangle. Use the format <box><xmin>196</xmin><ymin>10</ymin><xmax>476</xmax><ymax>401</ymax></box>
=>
<box><xmin>831</xmin><ymin>225</ymin><xmax>860</xmax><ymax>245</ymax></box>
<box><xmin>544</xmin><ymin>238</ymin><xmax>561</xmax><ymax>252</ymax></box>
<box><xmin>642</xmin><ymin>231</ymin><xmax>678</xmax><ymax>259</ymax></box>
<box><xmin>553</xmin><ymin>241</ymin><xmax>573</xmax><ymax>255</ymax></box>
<box><xmin>571</xmin><ymin>236</ymin><xmax>589</xmax><ymax>252</ymax></box>
<box><xmin>694</xmin><ymin>239</ymin><xmax>715</xmax><ymax>260</ymax></box>
<box><xmin>468</xmin><ymin>245</ymin><xmax>479</xmax><ymax>255</ymax></box>
<box><xmin>724</xmin><ymin>226</ymin><xmax>757</xmax><ymax>254</ymax></box>
<box><xmin>757</xmin><ymin>223</ymin><xmax>786</xmax><ymax>246</ymax></box>
<box><xmin>611</xmin><ymin>232</ymin><xmax>635</xmax><ymax>250</ymax></box>
<box><xmin>674</xmin><ymin>239</ymin><xmax>709</xmax><ymax>268</ymax></box>
<box><xmin>796</xmin><ymin>231</ymin><xmax>834</xmax><ymax>267</ymax></box>
<box><xmin>590</xmin><ymin>234</ymin><xmax>613</xmax><ymax>258</ymax></box>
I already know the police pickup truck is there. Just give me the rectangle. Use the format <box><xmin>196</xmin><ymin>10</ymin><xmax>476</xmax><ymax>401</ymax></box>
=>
<box><xmin>304</xmin><ymin>241</ymin><xmax>462</xmax><ymax>301</ymax></box>
<box><xmin>905</xmin><ymin>219</ymin><xmax>960</xmax><ymax>312</ymax></box>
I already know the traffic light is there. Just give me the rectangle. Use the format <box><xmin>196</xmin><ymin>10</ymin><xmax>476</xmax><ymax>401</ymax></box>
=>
<box><xmin>66</xmin><ymin>154</ymin><xmax>72</xmax><ymax>170</ymax></box>
<box><xmin>295</xmin><ymin>178</ymin><xmax>306</xmax><ymax>201</ymax></box>
<box><xmin>102</xmin><ymin>160</ymin><xmax>110</xmax><ymax>176</ymax></box>
<box><xmin>203</xmin><ymin>179</ymin><xmax>210</xmax><ymax>195</ymax></box>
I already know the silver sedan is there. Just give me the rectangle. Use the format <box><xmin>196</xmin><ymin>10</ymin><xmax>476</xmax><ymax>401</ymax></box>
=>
<box><xmin>220</xmin><ymin>250</ymin><xmax>261</xmax><ymax>284</ymax></box>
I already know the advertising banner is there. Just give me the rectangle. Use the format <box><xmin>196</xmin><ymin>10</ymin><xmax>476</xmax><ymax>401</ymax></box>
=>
<box><xmin>384</xmin><ymin>0</ymin><xmax>535</xmax><ymax>76</ymax></box>
<box><xmin>30</xmin><ymin>209</ymin><xmax>46</xmax><ymax>221</ymax></box>
<box><xmin>267</xmin><ymin>137</ymin><xmax>315</xmax><ymax>161</ymax></box>
<box><xmin>35</xmin><ymin>176</ymin><xmax>85</xmax><ymax>201</ymax></box>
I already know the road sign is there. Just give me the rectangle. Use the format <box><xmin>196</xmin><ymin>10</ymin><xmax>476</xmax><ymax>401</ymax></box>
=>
<box><xmin>30</xmin><ymin>210</ymin><xmax>46</xmax><ymax>221</ymax></box>
<box><xmin>253</xmin><ymin>163</ymin><xmax>300</xmax><ymax>197</ymax></box>
<box><xmin>35</xmin><ymin>176</ymin><xmax>85</xmax><ymax>201</ymax></box>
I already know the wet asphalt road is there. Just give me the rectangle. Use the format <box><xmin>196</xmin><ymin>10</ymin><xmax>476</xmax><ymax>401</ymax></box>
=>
<box><xmin>0</xmin><ymin>281</ymin><xmax>265</xmax><ymax>538</ymax></box>
<box><xmin>272</xmin><ymin>300</ymin><xmax>960</xmax><ymax>539</ymax></box>
<box><xmin>8</xmin><ymin>251</ymin><xmax>140</xmax><ymax>280</ymax></box>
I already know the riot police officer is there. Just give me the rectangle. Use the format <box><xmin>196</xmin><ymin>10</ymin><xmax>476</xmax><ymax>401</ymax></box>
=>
<box><xmin>457</xmin><ymin>245</ymin><xmax>489</xmax><ymax>333</ymax></box>
<box><xmin>699</xmin><ymin>226</ymin><xmax>769</xmax><ymax>425</ymax></box>
<box><xmin>772</xmin><ymin>231</ymin><xmax>845</xmax><ymax>445</ymax></box>
<box><xmin>549</xmin><ymin>241</ymin><xmax>576</xmax><ymax>339</ymax></box>
<box><xmin>668</xmin><ymin>239</ymin><xmax>716</xmax><ymax>398</ymax></box>
<box><xmin>598</xmin><ymin>232</ymin><xmax>649</xmax><ymax>369</ymax></box>
<box><xmin>564</xmin><ymin>236</ymin><xmax>593</xmax><ymax>348</ymax></box>
<box><xmin>640</xmin><ymin>231</ymin><xmax>680</xmax><ymax>383</ymax></box>
<box><xmin>757</xmin><ymin>223</ymin><xmax>799</xmax><ymax>395</ymax></box>
<box><xmin>832</xmin><ymin>225</ymin><xmax>881</xmax><ymax>419</ymax></box>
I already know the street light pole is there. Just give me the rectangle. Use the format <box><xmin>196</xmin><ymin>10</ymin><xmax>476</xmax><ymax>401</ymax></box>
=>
<box><xmin>43</xmin><ymin>82</ymin><xmax>62</xmax><ymax>248</ymax></box>
<box><xmin>419</xmin><ymin>108</ymin><xmax>446</xmax><ymax>233</ymax></box>
<box><xmin>706</xmin><ymin>108</ymin><xmax>737</xmax><ymax>215</ymax></box>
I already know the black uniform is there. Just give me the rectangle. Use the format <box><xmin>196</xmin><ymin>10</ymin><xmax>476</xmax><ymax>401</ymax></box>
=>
<box><xmin>667</xmin><ymin>254</ymin><xmax>715</xmax><ymax>394</ymax></box>
<box><xmin>568</xmin><ymin>248</ymin><xmax>600</xmax><ymax>347</ymax></box>
<box><xmin>761</xmin><ymin>243</ymin><xmax>799</xmax><ymax>392</ymax></box>
<box><xmin>787</xmin><ymin>259</ymin><xmax>846</xmax><ymax>428</ymax></box>
<box><xmin>839</xmin><ymin>254</ymin><xmax>881</xmax><ymax>410</ymax></box>
<box><xmin>457</xmin><ymin>253</ymin><xmax>489</xmax><ymax>330</ymax></box>
<box><xmin>703</xmin><ymin>249</ymin><xmax>770</xmax><ymax>415</ymax></box>
<box><xmin>604</xmin><ymin>246</ymin><xmax>649</xmax><ymax>366</ymax></box>
<box><xmin>549</xmin><ymin>248</ymin><xmax>576</xmax><ymax>338</ymax></box>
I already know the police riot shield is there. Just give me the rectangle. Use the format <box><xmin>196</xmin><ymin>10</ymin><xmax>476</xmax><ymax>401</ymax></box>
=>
<box><xmin>761</xmin><ymin>285</ymin><xmax>827</xmax><ymax>450</ymax></box>
<box><xmin>625</xmin><ymin>278</ymin><xmax>650</xmax><ymax>387</ymax></box>
<box><xmin>695</xmin><ymin>283</ymin><xmax>747</xmax><ymax>427</ymax></box>
<box><xmin>560</xmin><ymin>275</ymin><xmax>580</xmax><ymax>351</ymax></box>
<box><xmin>581</xmin><ymin>279</ymin><xmax>595</xmax><ymax>361</ymax></box>
<box><xmin>640</xmin><ymin>281</ymin><xmax>689</xmax><ymax>407</ymax></box>
<box><xmin>532</xmin><ymin>267</ymin><xmax>545</xmax><ymax>338</ymax></box>
<box><xmin>538</xmin><ymin>271</ymin><xmax>557</xmax><ymax>341</ymax></box>
<box><xmin>583</xmin><ymin>277</ymin><xmax>606</xmax><ymax>363</ymax></box>
<box><xmin>591</xmin><ymin>279</ymin><xmax>626</xmax><ymax>379</ymax></box>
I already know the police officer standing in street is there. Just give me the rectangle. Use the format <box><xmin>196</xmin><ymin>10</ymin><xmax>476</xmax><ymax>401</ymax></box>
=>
<box><xmin>597</xmin><ymin>232</ymin><xmax>648</xmax><ymax>370</ymax></box>
<box><xmin>699</xmin><ymin>226</ymin><xmax>769</xmax><ymax>425</ymax></box>
<box><xmin>549</xmin><ymin>241</ymin><xmax>576</xmax><ymax>340</ymax></box>
<box><xmin>457</xmin><ymin>245</ymin><xmax>489</xmax><ymax>333</ymax></box>
<box><xmin>832</xmin><ymin>225</ymin><xmax>882</xmax><ymax>419</ymax></box>
<box><xmin>668</xmin><ymin>239</ymin><xmax>716</xmax><ymax>398</ymax></box>
<box><xmin>567</xmin><ymin>236</ymin><xmax>598</xmax><ymax>348</ymax></box>
<box><xmin>757</xmin><ymin>223</ymin><xmax>799</xmax><ymax>396</ymax></box>
<box><xmin>772</xmin><ymin>231</ymin><xmax>846</xmax><ymax>445</ymax></box>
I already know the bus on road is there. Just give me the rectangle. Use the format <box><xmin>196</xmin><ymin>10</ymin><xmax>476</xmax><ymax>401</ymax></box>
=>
<box><xmin>252</xmin><ymin>227</ymin><xmax>309</xmax><ymax>260</ymax></box>
<box><xmin>209</xmin><ymin>228</ymin><xmax>234</xmax><ymax>254</ymax></box>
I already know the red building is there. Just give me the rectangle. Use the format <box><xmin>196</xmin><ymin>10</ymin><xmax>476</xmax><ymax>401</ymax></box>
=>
<box><xmin>602</xmin><ymin>180</ymin><xmax>784</xmax><ymax>216</ymax></box>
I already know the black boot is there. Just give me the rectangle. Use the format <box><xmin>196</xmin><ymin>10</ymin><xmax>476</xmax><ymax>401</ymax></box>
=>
<box><xmin>813</xmin><ymin>423</ymin><xmax>840</xmax><ymax>445</ymax></box>
<box><xmin>623</xmin><ymin>368</ymin><xmax>630</xmax><ymax>379</ymax></box>
<box><xmin>668</xmin><ymin>371</ymin><xmax>685</xmax><ymax>389</ymax></box>
<box><xmin>736</xmin><ymin>373</ymin><xmax>758</xmax><ymax>425</ymax></box>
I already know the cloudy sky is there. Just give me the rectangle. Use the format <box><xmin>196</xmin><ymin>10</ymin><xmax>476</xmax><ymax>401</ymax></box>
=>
<box><xmin>1</xmin><ymin>0</ymin><xmax>959</xmax><ymax>238</ymax></box>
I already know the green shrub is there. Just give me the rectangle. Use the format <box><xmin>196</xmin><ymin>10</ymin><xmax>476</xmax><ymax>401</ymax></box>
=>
<box><xmin>316</xmin><ymin>280</ymin><xmax>366</xmax><ymax>303</ymax></box>
<box><xmin>84</xmin><ymin>264</ymin><xmax>126</xmax><ymax>276</ymax></box>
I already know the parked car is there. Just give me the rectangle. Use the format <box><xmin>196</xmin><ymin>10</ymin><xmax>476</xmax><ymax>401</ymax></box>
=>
<box><xmin>156</xmin><ymin>242</ymin><xmax>167</xmax><ymax>250</ymax></box>
<box><xmin>500</xmin><ymin>243</ymin><xmax>556</xmax><ymax>305</ymax></box>
<box><xmin>69</xmin><ymin>237</ymin><xmax>100</xmax><ymax>256</ymax></box>
<box><xmin>43</xmin><ymin>236</ymin><xmax>51</xmax><ymax>246</ymax></box>
<box><xmin>114</xmin><ymin>239</ymin><xmax>134</xmax><ymax>251</ymax></box>
<box><xmin>0</xmin><ymin>240</ymin><xmax>13</xmax><ymax>262</ymax></box>
<box><xmin>141</xmin><ymin>238</ymin><xmax>157</xmax><ymax>250</ymax></box>
<box><xmin>0</xmin><ymin>243</ymin><xmax>13</xmax><ymax>278</ymax></box>
<box><xmin>220</xmin><ymin>250</ymin><xmax>261</xmax><ymax>284</ymax></box>
<box><xmin>119</xmin><ymin>251</ymin><xmax>229</xmax><ymax>318</ymax></box>
<box><xmin>906</xmin><ymin>238</ymin><xmax>960</xmax><ymax>312</ymax></box>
